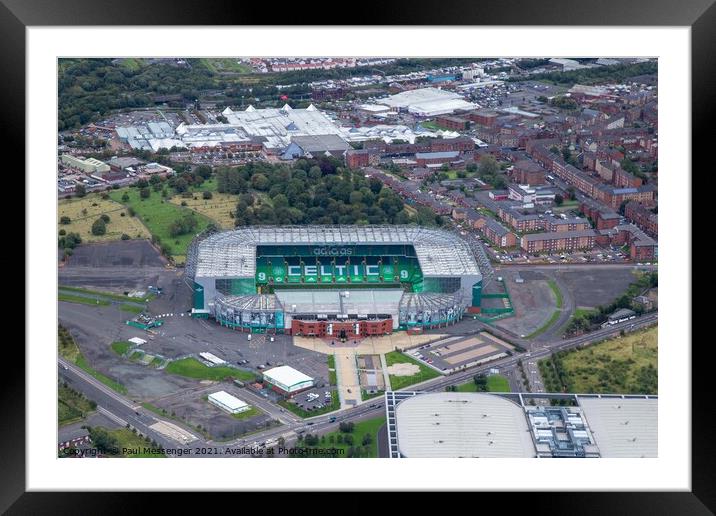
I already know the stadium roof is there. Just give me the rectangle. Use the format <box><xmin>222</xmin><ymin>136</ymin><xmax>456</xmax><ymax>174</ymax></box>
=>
<box><xmin>262</xmin><ymin>365</ymin><xmax>314</xmax><ymax>388</ymax></box>
<box><xmin>578</xmin><ymin>397</ymin><xmax>658</xmax><ymax>457</ymax></box>
<box><xmin>395</xmin><ymin>392</ymin><xmax>536</xmax><ymax>458</ymax></box>
<box><xmin>192</xmin><ymin>226</ymin><xmax>480</xmax><ymax>279</ymax></box>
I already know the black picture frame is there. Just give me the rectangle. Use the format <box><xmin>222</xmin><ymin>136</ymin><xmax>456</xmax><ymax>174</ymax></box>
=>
<box><xmin>7</xmin><ymin>0</ymin><xmax>711</xmax><ymax>512</ymax></box>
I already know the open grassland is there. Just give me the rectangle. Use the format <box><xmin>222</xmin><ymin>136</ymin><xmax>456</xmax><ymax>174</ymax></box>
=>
<box><xmin>198</xmin><ymin>58</ymin><xmax>253</xmax><ymax>74</ymax></box>
<box><xmin>541</xmin><ymin>326</ymin><xmax>657</xmax><ymax>394</ymax></box>
<box><xmin>109</xmin><ymin>187</ymin><xmax>212</xmax><ymax>261</ymax></box>
<box><xmin>165</xmin><ymin>357</ymin><xmax>256</xmax><ymax>382</ymax></box>
<box><xmin>385</xmin><ymin>351</ymin><xmax>440</xmax><ymax>390</ymax></box>
<box><xmin>58</xmin><ymin>195</ymin><xmax>151</xmax><ymax>242</ymax></box>
<box><xmin>168</xmin><ymin>192</ymin><xmax>238</xmax><ymax>229</ymax></box>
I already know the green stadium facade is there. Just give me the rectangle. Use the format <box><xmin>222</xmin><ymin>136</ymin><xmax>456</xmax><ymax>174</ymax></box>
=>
<box><xmin>185</xmin><ymin>226</ymin><xmax>482</xmax><ymax>337</ymax></box>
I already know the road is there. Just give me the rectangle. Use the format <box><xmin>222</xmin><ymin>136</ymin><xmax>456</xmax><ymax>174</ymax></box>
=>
<box><xmin>58</xmin><ymin>311</ymin><xmax>657</xmax><ymax>457</ymax></box>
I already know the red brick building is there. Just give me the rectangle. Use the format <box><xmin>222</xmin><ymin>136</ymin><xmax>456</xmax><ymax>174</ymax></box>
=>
<box><xmin>345</xmin><ymin>149</ymin><xmax>370</xmax><ymax>169</ymax></box>
<box><xmin>512</xmin><ymin>160</ymin><xmax>547</xmax><ymax>185</ymax></box>
<box><xmin>436</xmin><ymin>115</ymin><xmax>470</xmax><ymax>131</ymax></box>
<box><xmin>624</xmin><ymin>201</ymin><xmax>658</xmax><ymax>237</ymax></box>
<box><xmin>521</xmin><ymin>230</ymin><xmax>596</xmax><ymax>253</ymax></box>
<box><xmin>289</xmin><ymin>318</ymin><xmax>393</xmax><ymax>338</ymax></box>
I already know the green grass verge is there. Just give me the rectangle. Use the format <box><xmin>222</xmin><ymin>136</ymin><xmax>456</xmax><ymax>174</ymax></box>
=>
<box><xmin>279</xmin><ymin>395</ymin><xmax>340</xmax><ymax>419</ymax></box>
<box><xmin>361</xmin><ymin>389</ymin><xmax>384</xmax><ymax>401</ymax></box>
<box><xmin>547</xmin><ymin>279</ymin><xmax>564</xmax><ymax>309</ymax></box>
<box><xmin>119</xmin><ymin>303</ymin><xmax>145</xmax><ymax>314</ymax></box>
<box><xmin>58</xmin><ymin>293</ymin><xmax>111</xmax><ymax>306</ymax></box>
<box><xmin>75</xmin><ymin>354</ymin><xmax>128</xmax><ymax>394</ymax></box>
<box><xmin>59</xmin><ymin>285</ymin><xmax>153</xmax><ymax>303</ymax></box>
<box><xmin>165</xmin><ymin>357</ymin><xmax>256</xmax><ymax>382</ymax></box>
<box><xmin>525</xmin><ymin>310</ymin><xmax>561</xmax><ymax>339</ymax></box>
<box><xmin>58</xmin><ymin>384</ymin><xmax>96</xmax><ymax>425</ymax></box>
<box><xmin>109</xmin><ymin>187</ymin><xmax>212</xmax><ymax>259</ymax></box>
<box><xmin>456</xmin><ymin>374</ymin><xmax>511</xmax><ymax>392</ymax></box>
<box><xmin>297</xmin><ymin>416</ymin><xmax>386</xmax><ymax>458</ymax></box>
<box><xmin>140</xmin><ymin>402</ymin><xmax>211</xmax><ymax>439</ymax></box>
<box><xmin>110</xmin><ymin>341</ymin><xmax>133</xmax><ymax>356</ymax></box>
<box><xmin>231</xmin><ymin>406</ymin><xmax>261</xmax><ymax>420</ymax></box>
<box><xmin>327</xmin><ymin>355</ymin><xmax>337</xmax><ymax>386</ymax></box>
<box><xmin>59</xmin><ymin>326</ymin><xmax>127</xmax><ymax>394</ymax></box>
<box><xmin>384</xmin><ymin>351</ymin><xmax>441</xmax><ymax>390</ymax></box>
<box><xmin>95</xmin><ymin>427</ymin><xmax>165</xmax><ymax>458</ymax></box>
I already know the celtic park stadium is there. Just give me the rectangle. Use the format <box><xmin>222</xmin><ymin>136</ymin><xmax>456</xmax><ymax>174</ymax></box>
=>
<box><xmin>185</xmin><ymin>226</ymin><xmax>483</xmax><ymax>338</ymax></box>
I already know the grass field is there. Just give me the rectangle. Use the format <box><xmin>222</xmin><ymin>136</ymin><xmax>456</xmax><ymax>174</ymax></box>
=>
<box><xmin>542</xmin><ymin>326</ymin><xmax>657</xmax><ymax>394</ymax></box>
<box><xmin>58</xmin><ymin>292</ymin><xmax>111</xmax><ymax>307</ymax></box>
<box><xmin>456</xmin><ymin>374</ymin><xmax>511</xmax><ymax>392</ymax></box>
<box><xmin>110</xmin><ymin>341</ymin><xmax>133</xmax><ymax>356</ymax></box>
<box><xmin>117</xmin><ymin>58</ymin><xmax>144</xmax><ymax>71</ymax></box>
<box><xmin>168</xmin><ymin>191</ymin><xmax>238</xmax><ymax>229</ymax></box>
<box><xmin>385</xmin><ymin>351</ymin><xmax>441</xmax><ymax>390</ymax></box>
<box><xmin>279</xmin><ymin>395</ymin><xmax>340</xmax><ymax>419</ymax></box>
<box><xmin>297</xmin><ymin>416</ymin><xmax>386</xmax><ymax>458</ymax></box>
<box><xmin>109</xmin><ymin>187</ymin><xmax>212</xmax><ymax>260</ymax></box>
<box><xmin>58</xmin><ymin>384</ymin><xmax>95</xmax><ymax>425</ymax></box>
<box><xmin>165</xmin><ymin>357</ymin><xmax>256</xmax><ymax>382</ymax></box>
<box><xmin>199</xmin><ymin>58</ymin><xmax>253</xmax><ymax>74</ymax></box>
<box><xmin>58</xmin><ymin>195</ymin><xmax>151</xmax><ymax>242</ymax></box>
<box><xmin>58</xmin><ymin>285</ymin><xmax>154</xmax><ymax>303</ymax></box>
<box><xmin>327</xmin><ymin>355</ymin><xmax>337</xmax><ymax>386</ymax></box>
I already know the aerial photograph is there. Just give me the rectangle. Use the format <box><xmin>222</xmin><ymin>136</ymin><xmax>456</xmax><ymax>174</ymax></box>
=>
<box><xmin>57</xmin><ymin>57</ymin><xmax>658</xmax><ymax>459</ymax></box>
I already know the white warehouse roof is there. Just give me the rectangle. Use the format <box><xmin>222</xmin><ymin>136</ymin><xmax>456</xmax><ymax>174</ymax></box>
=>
<box><xmin>578</xmin><ymin>397</ymin><xmax>658</xmax><ymax>458</ymax></box>
<box><xmin>262</xmin><ymin>365</ymin><xmax>314</xmax><ymax>389</ymax></box>
<box><xmin>395</xmin><ymin>392</ymin><xmax>536</xmax><ymax>458</ymax></box>
<box><xmin>377</xmin><ymin>87</ymin><xmax>477</xmax><ymax>117</ymax></box>
<box><xmin>208</xmin><ymin>391</ymin><xmax>249</xmax><ymax>412</ymax></box>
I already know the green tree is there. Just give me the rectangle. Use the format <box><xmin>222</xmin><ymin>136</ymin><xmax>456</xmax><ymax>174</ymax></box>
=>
<box><xmin>91</xmin><ymin>218</ymin><xmax>106</xmax><ymax>236</ymax></box>
<box><xmin>60</xmin><ymin>216</ymin><xmax>71</xmax><ymax>225</ymax></box>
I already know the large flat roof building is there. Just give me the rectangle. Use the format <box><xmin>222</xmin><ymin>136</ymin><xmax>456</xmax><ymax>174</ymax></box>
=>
<box><xmin>376</xmin><ymin>87</ymin><xmax>478</xmax><ymax>117</ymax></box>
<box><xmin>386</xmin><ymin>391</ymin><xmax>657</xmax><ymax>458</ymax></box>
<box><xmin>578</xmin><ymin>397</ymin><xmax>658</xmax><ymax>458</ymax></box>
<box><xmin>208</xmin><ymin>391</ymin><xmax>250</xmax><ymax>414</ymax></box>
<box><xmin>394</xmin><ymin>392</ymin><xmax>537</xmax><ymax>458</ymax></box>
<box><xmin>262</xmin><ymin>365</ymin><xmax>314</xmax><ymax>395</ymax></box>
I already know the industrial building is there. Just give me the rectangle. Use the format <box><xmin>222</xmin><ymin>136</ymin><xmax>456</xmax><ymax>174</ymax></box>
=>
<box><xmin>262</xmin><ymin>365</ymin><xmax>314</xmax><ymax>396</ymax></box>
<box><xmin>60</xmin><ymin>154</ymin><xmax>110</xmax><ymax>174</ymax></box>
<box><xmin>374</xmin><ymin>87</ymin><xmax>478</xmax><ymax>117</ymax></box>
<box><xmin>386</xmin><ymin>391</ymin><xmax>658</xmax><ymax>458</ymax></box>
<box><xmin>207</xmin><ymin>391</ymin><xmax>251</xmax><ymax>414</ymax></box>
<box><xmin>185</xmin><ymin>225</ymin><xmax>483</xmax><ymax>336</ymax></box>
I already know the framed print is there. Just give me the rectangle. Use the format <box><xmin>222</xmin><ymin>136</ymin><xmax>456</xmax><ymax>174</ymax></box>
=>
<box><xmin>7</xmin><ymin>0</ymin><xmax>712</xmax><ymax>512</ymax></box>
